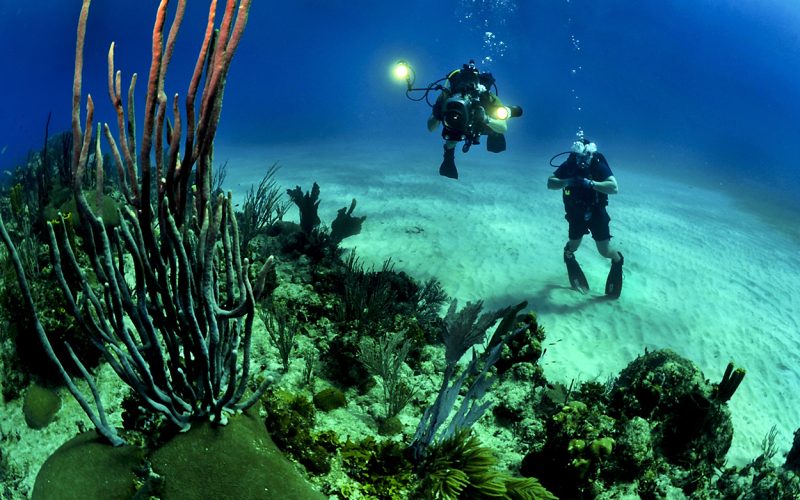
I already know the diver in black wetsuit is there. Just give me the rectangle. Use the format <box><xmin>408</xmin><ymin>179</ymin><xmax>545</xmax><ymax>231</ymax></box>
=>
<box><xmin>426</xmin><ymin>61</ymin><xmax>512</xmax><ymax>179</ymax></box>
<box><xmin>394</xmin><ymin>58</ymin><xmax>522</xmax><ymax>179</ymax></box>
<box><xmin>547</xmin><ymin>138</ymin><xmax>624</xmax><ymax>298</ymax></box>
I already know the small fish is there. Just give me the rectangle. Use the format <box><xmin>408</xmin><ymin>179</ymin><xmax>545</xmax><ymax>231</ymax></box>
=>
<box><xmin>0</xmin><ymin>145</ymin><xmax>6</xmax><ymax>155</ymax></box>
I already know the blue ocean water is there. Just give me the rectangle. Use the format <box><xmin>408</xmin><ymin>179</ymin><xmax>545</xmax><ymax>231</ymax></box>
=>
<box><xmin>2</xmin><ymin>3</ymin><xmax>800</xmax><ymax>496</ymax></box>
<box><xmin>1</xmin><ymin>0</ymin><xmax>799</xmax><ymax>208</ymax></box>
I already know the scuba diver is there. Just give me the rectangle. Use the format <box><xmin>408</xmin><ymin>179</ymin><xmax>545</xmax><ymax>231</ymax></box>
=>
<box><xmin>547</xmin><ymin>137</ymin><xmax>624</xmax><ymax>298</ymax></box>
<box><xmin>395</xmin><ymin>59</ymin><xmax>522</xmax><ymax>180</ymax></box>
<box><xmin>427</xmin><ymin>61</ymin><xmax>512</xmax><ymax>179</ymax></box>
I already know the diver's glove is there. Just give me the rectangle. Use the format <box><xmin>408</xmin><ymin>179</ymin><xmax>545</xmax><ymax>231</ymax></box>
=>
<box><xmin>567</xmin><ymin>177</ymin><xmax>595</xmax><ymax>189</ymax></box>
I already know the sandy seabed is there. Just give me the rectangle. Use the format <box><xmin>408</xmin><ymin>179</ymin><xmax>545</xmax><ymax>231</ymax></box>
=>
<box><xmin>222</xmin><ymin>138</ymin><xmax>800</xmax><ymax>467</ymax></box>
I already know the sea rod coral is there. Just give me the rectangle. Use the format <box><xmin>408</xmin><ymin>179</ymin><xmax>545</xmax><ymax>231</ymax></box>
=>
<box><xmin>0</xmin><ymin>0</ymin><xmax>265</xmax><ymax>446</ymax></box>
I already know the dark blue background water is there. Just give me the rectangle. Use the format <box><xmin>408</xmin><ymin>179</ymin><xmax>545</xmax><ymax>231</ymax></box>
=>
<box><xmin>1</xmin><ymin>1</ymin><xmax>798</xmax><ymax>207</ymax></box>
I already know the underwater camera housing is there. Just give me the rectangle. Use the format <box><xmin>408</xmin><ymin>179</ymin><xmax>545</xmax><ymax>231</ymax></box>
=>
<box><xmin>442</xmin><ymin>95</ymin><xmax>476</xmax><ymax>138</ymax></box>
<box><xmin>395</xmin><ymin>59</ymin><xmax>522</xmax><ymax>152</ymax></box>
<box><xmin>441</xmin><ymin>61</ymin><xmax>522</xmax><ymax>152</ymax></box>
<box><xmin>441</xmin><ymin>94</ymin><xmax>523</xmax><ymax>152</ymax></box>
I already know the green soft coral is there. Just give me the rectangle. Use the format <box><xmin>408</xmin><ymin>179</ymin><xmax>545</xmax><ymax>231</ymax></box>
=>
<box><xmin>419</xmin><ymin>430</ymin><xmax>556</xmax><ymax>499</ymax></box>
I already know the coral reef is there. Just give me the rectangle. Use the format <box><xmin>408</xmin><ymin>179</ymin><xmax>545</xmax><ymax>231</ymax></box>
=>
<box><xmin>517</xmin><ymin>348</ymin><xmax>791</xmax><ymax>498</ymax></box>
<box><xmin>5</xmin><ymin>166</ymin><xmax>800</xmax><ymax>497</ymax></box>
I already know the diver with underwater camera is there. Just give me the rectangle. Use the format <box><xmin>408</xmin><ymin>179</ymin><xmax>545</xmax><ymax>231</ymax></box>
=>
<box><xmin>394</xmin><ymin>59</ymin><xmax>522</xmax><ymax>179</ymax></box>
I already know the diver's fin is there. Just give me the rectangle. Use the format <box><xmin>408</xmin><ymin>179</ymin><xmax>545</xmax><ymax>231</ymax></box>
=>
<box><xmin>604</xmin><ymin>253</ymin><xmax>624</xmax><ymax>298</ymax></box>
<box><xmin>439</xmin><ymin>147</ymin><xmax>458</xmax><ymax>179</ymax></box>
<box><xmin>564</xmin><ymin>251</ymin><xmax>589</xmax><ymax>294</ymax></box>
<box><xmin>486</xmin><ymin>132</ymin><xmax>506</xmax><ymax>153</ymax></box>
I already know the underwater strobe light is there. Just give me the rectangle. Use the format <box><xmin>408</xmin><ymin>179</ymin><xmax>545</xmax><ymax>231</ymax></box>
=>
<box><xmin>393</xmin><ymin>60</ymin><xmax>415</xmax><ymax>90</ymax></box>
<box><xmin>493</xmin><ymin>105</ymin><xmax>523</xmax><ymax>120</ymax></box>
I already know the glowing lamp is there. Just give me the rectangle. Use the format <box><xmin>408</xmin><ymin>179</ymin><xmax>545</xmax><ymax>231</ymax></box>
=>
<box><xmin>494</xmin><ymin>106</ymin><xmax>510</xmax><ymax>120</ymax></box>
<box><xmin>394</xmin><ymin>62</ymin><xmax>410</xmax><ymax>80</ymax></box>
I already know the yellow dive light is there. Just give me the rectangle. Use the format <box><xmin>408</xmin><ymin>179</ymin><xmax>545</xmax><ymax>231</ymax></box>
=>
<box><xmin>393</xmin><ymin>60</ymin><xmax>415</xmax><ymax>90</ymax></box>
<box><xmin>393</xmin><ymin>61</ymin><xmax>411</xmax><ymax>80</ymax></box>
<box><xmin>494</xmin><ymin>106</ymin><xmax>511</xmax><ymax>120</ymax></box>
<box><xmin>493</xmin><ymin>105</ymin><xmax>523</xmax><ymax>120</ymax></box>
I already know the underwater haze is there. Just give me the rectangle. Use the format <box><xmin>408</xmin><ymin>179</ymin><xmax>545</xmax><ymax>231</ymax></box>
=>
<box><xmin>3</xmin><ymin>1</ymin><xmax>800</xmax><ymax>498</ymax></box>
<box><xmin>1</xmin><ymin>0</ymin><xmax>799</xmax><ymax>210</ymax></box>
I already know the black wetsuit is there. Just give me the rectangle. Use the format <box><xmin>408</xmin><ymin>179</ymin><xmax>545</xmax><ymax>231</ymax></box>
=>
<box><xmin>553</xmin><ymin>152</ymin><xmax>614</xmax><ymax>241</ymax></box>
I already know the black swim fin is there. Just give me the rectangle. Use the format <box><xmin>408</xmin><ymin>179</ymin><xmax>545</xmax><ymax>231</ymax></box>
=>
<box><xmin>605</xmin><ymin>253</ymin><xmax>624</xmax><ymax>298</ymax></box>
<box><xmin>439</xmin><ymin>146</ymin><xmax>458</xmax><ymax>179</ymax></box>
<box><xmin>564</xmin><ymin>249</ymin><xmax>589</xmax><ymax>294</ymax></box>
<box><xmin>486</xmin><ymin>132</ymin><xmax>506</xmax><ymax>153</ymax></box>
